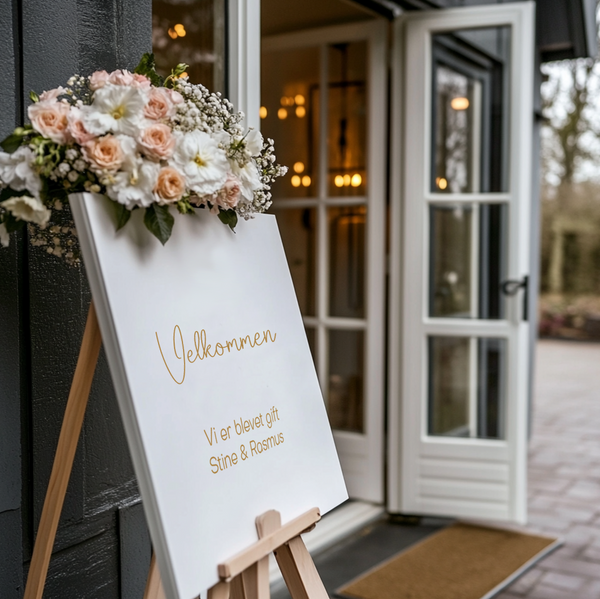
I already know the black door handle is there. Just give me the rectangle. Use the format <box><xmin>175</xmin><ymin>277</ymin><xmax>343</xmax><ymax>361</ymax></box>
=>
<box><xmin>500</xmin><ymin>276</ymin><xmax>528</xmax><ymax>321</ymax></box>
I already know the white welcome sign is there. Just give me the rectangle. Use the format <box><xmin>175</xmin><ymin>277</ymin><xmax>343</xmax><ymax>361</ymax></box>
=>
<box><xmin>70</xmin><ymin>193</ymin><xmax>348</xmax><ymax>599</ymax></box>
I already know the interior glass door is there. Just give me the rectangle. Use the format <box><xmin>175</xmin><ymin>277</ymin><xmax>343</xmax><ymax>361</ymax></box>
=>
<box><xmin>262</xmin><ymin>22</ymin><xmax>387</xmax><ymax>503</ymax></box>
<box><xmin>388</xmin><ymin>3</ymin><xmax>535</xmax><ymax>522</ymax></box>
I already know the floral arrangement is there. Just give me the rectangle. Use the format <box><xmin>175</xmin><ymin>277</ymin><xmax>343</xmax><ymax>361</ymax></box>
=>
<box><xmin>0</xmin><ymin>54</ymin><xmax>287</xmax><ymax>264</ymax></box>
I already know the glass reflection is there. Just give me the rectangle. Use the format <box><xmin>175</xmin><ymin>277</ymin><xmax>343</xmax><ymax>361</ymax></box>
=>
<box><xmin>328</xmin><ymin>329</ymin><xmax>364</xmax><ymax>433</ymax></box>
<box><xmin>428</xmin><ymin>336</ymin><xmax>506</xmax><ymax>439</ymax></box>
<box><xmin>153</xmin><ymin>0</ymin><xmax>225</xmax><ymax>93</ymax></box>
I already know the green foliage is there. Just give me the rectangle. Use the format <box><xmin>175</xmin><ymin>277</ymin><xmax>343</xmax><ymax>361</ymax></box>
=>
<box><xmin>112</xmin><ymin>202</ymin><xmax>132</xmax><ymax>231</ymax></box>
<box><xmin>134</xmin><ymin>53</ymin><xmax>164</xmax><ymax>87</ymax></box>
<box><xmin>0</xmin><ymin>187</ymin><xmax>27</xmax><ymax>203</ymax></box>
<box><xmin>29</xmin><ymin>90</ymin><xmax>39</xmax><ymax>103</ymax></box>
<box><xmin>143</xmin><ymin>204</ymin><xmax>174</xmax><ymax>245</ymax></box>
<box><xmin>218</xmin><ymin>209</ymin><xmax>238</xmax><ymax>231</ymax></box>
<box><xmin>176</xmin><ymin>198</ymin><xmax>195</xmax><ymax>214</ymax></box>
<box><xmin>164</xmin><ymin>63</ymin><xmax>189</xmax><ymax>89</ymax></box>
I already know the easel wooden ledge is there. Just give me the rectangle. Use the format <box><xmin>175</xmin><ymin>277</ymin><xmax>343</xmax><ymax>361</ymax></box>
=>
<box><xmin>23</xmin><ymin>302</ymin><xmax>330</xmax><ymax>599</ymax></box>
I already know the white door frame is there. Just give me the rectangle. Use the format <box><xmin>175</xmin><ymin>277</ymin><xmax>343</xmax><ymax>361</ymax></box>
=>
<box><xmin>262</xmin><ymin>21</ymin><xmax>388</xmax><ymax>503</ymax></box>
<box><xmin>388</xmin><ymin>2</ymin><xmax>535</xmax><ymax>523</ymax></box>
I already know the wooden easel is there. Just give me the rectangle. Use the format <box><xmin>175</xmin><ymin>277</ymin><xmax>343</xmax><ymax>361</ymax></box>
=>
<box><xmin>23</xmin><ymin>302</ymin><xmax>329</xmax><ymax>599</ymax></box>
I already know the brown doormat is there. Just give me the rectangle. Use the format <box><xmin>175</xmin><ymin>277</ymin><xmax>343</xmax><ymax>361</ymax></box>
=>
<box><xmin>336</xmin><ymin>523</ymin><xmax>560</xmax><ymax>599</ymax></box>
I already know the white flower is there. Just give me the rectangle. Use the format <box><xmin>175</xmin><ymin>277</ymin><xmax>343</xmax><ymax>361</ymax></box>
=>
<box><xmin>171</xmin><ymin>130</ymin><xmax>229</xmax><ymax>196</ymax></box>
<box><xmin>57</xmin><ymin>162</ymin><xmax>70</xmax><ymax>176</ymax></box>
<box><xmin>105</xmin><ymin>158</ymin><xmax>160</xmax><ymax>209</ymax></box>
<box><xmin>0</xmin><ymin>223</ymin><xmax>9</xmax><ymax>247</ymax></box>
<box><xmin>82</xmin><ymin>83</ymin><xmax>147</xmax><ymax>137</ymax></box>
<box><xmin>2</xmin><ymin>195</ymin><xmax>51</xmax><ymax>226</ymax></box>
<box><xmin>65</xmin><ymin>149</ymin><xmax>78</xmax><ymax>161</ymax></box>
<box><xmin>245</xmin><ymin>129</ymin><xmax>263</xmax><ymax>156</ymax></box>
<box><xmin>0</xmin><ymin>147</ymin><xmax>42</xmax><ymax>196</ymax></box>
<box><xmin>230</xmin><ymin>160</ymin><xmax>262</xmax><ymax>202</ymax></box>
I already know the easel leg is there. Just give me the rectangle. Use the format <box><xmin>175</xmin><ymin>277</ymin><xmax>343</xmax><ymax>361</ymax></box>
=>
<box><xmin>23</xmin><ymin>302</ymin><xmax>102</xmax><ymax>599</ymax></box>
<box><xmin>143</xmin><ymin>553</ymin><xmax>166</xmax><ymax>599</ymax></box>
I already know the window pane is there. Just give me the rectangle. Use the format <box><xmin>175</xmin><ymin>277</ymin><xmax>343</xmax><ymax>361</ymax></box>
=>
<box><xmin>428</xmin><ymin>336</ymin><xmax>506</xmax><ymax>439</ymax></box>
<box><xmin>272</xmin><ymin>208</ymin><xmax>316</xmax><ymax>316</ymax></box>
<box><xmin>329</xmin><ymin>206</ymin><xmax>366</xmax><ymax>319</ymax></box>
<box><xmin>153</xmin><ymin>0</ymin><xmax>225</xmax><ymax>93</ymax></box>
<box><xmin>429</xmin><ymin>204</ymin><xmax>507</xmax><ymax>319</ymax></box>
<box><xmin>328</xmin><ymin>329</ymin><xmax>364</xmax><ymax>433</ymax></box>
<box><xmin>328</xmin><ymin>41</ymin><xmax>367</xmax><ymax>197</ymax></box>
<box><xmin>431</xmin><ymin>26</ymin><xmax>511</xmax><ymax>193</ymax></box>
<box><xmin>262</xmin><ymin>47</ymin><xmax>320</xmax><ymax>198</ymax></box>
<box><xmin>305</xmin><ymin>327</ymin><xmax>317</xmax><ymax>367</ymax></box>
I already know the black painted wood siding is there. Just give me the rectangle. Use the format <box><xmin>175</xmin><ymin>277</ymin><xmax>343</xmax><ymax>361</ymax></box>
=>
<box><xmin>0</xmin><ymin>1</ymin><xmax>154</xmax><ymax>596</ymax></box>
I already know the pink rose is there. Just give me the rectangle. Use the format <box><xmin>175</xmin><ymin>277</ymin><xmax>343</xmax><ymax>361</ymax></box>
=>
<box><xmin>132</xmin><ymin>74</ymin><xmax>152</xmax><ymax>89</ymax></box>
<box><xmin>39</xmin><ymin>87</ymin><xmax>65</xmax><ymax>102</ymax></box>
<box><xmin>107</xmin><ymin>69</ymin><xmax>135</xmax><ymax>86</ymax></box>
<box><xmin>144</xmin><ymin>88</ymin><xmax>175</xmax><ymax>120</ymax></box>
<box><xmin>138</xmin><ymin>124</ymin><xmax>175</xmax><ymax>161</ymax></box>
<box><xmin>67</xmin><ymin>108</ymin><xmax>95</xmax><ymax>145</ymax></box>
<box><xmin>169</xmin><ymin>90</ymin><xmax>184</xmax><ymax>104</ymax></box>
<box><xmin>28</xmin><ymin>101</ymin><xmax>72</xmax><ymax>144</ymax></box>
<box><xmin>89</xmin><ymin>70</ymin><xmax>109</xmax><ymax>91</ymax></box>
<box><xmin>153</xmin><ymin>167</ymin><xmax>185</xmax><ymax>203</ymax></box>
<box><xmin>215</xmin><ymin>174</ymin><xmax>241</xmax><ymax>209</ymax></box>
<box><xmin>83</xmin><ymin>134</ymin><xmax>124</xmax><ymax>171</ymax></box>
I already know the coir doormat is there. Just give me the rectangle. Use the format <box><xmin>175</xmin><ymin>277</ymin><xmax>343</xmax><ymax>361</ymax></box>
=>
<box><xmin>336</xmin><ymin>523</ymin><xmax>560</xmax><ymax>599</ymax></box>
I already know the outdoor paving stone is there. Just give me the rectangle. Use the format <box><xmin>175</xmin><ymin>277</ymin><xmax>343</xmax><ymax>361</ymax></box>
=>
<box><xmin>541</xmin><ymin>571</ymin><xmax>587</xmax><ymax>591</ymax></box>
<box><xmin>508</xmin><ymin>569</ymin><xmax>544</xmax><ymax>594</ymax></box>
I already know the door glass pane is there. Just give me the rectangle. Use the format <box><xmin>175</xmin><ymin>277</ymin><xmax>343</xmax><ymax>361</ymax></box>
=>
<box><xmin>429</xmin><ymin>203</ymin><xmax>507</xmax><ymax>319</ymax></box>
<box><xmin>272</xmin><ymin>207</ymin><xmax>316</xmax><ymax>316</ymax></box>
<box><xmin>328</xmin><ymin>329</ymin><xmax>364</xmax><ymax>433</ymax></box>
<box><xmin>428</xmin><ymin>336</ymin><xmax>506</xmax><ymax>439</ymax></box>
<box><xmin>328</xmin><ymin>41</ymin><xmax>367</xmax><ymax>197</ymax></box>
<box><xmin>261</xmin><ymin>47</ymin><xmax>320</xmax><ymax>198</ymax></box>
<box><xmin>153</xmin><ymin>0</ymin><xmax>225</xmax><ymax>93</ymax></box>
<box><xmin>305</xmin><ymin>327</ymin><xmax>317</xmax><ymax>366</ymax></box>
<box><xmin>431</xmin><ymin>26</ymin><xmax>511</xmax><ymax>193</ymax></box>
<box><xmin>329</xmin><ymin>206</ymin><xmax>366</xmax><ymax>319</ymax></box>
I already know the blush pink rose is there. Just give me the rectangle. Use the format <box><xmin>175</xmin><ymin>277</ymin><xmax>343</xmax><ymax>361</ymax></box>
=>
<box><xmin>67</xmin><ymin>108</ymin><xmax>95</xmax><ymax>145</ymax></box>
<box><xmin>144</xmin><ymin>88</ymin><xmax>175</xmax><ymax>120</ymax></box>
<box><xmin>132</xmin><ymin>74</ymin><xmax>152</xmax><ymax>89</ymax></box>
<box><xmin>169</xmin><ymin>89</ymin><xmax>184</xmax><ymax>104</ymax></box>
<box><xmin>39</xmin><ymin>86</ymin><xmax>65</xmax><ymax>102</ymax></box>
<box><xmin>153</xmin><ymin>167</ymin><xmax>185</xmax><ymax>203</ymax></box>
<box><xmin>107</xmin><ymin>69</ymin><xmax>135</xmax><ymax>86</ymax></box>
<box><xmin>138</xmin><ymin>124</ymin><xmax>175</xmax><ymax>161</ymax></box>
<box><xmin>215</xmin><ymin>174</ymin><xmax>241</xmax><ymax>209</ymax></box>
<box><xmin>89</xmin><ymin>70</ymin><xmax>109</xmax><ymax>91</ymax></box>
<box><xmin>28</xmin><ymin>101</ymin><xmax>72</xmax><ymax>144</ymax></box>
<box><xmin>83</xmin><ymin>135</ymin><xmax>124</xmax><ymax>172</ymax></box>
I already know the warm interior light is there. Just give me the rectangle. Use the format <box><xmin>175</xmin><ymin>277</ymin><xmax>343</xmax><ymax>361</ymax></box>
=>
<box><xmin>295</xmin><ymin>94</ymin><xmax>305</xmax><ymax>106</ymax></box>
<box><xmin>436</xmin><ymin>177</ymin><xmax>448</xmax><ymax>190</ymax></box>
<box><xmin>295</xmin><ymin>106</ymin><xmax>306</xmax><ymax>118</ymax></box>
<box><xmin>291</xmin><ymin>175</ymin><xmax>301</xmax><ymax>187</ymax></box>
<box><xmin>278</xmin><ymin>108</ymin><xmax>288</xmax><ymax>120</ymax></box>
<box><xmin>168</xmin><ymin>28</ymin><xmax>178</xmax><ymax>39</ymax></box>
<box><xmin>179</xmin><ymin>72</ymin><xmax>188</xmax><ymax>79</ymax></box>
<box><xmin>343</xmin><ymin>174</ymin><xmax>351</xmax><ymax>186</ymax></box>
<box><xmin>174</xmin><ymin>23</ymin><xmax>186</xmax><ymax>36</ymax></box>
<box><xmin>302</xmin><ymin>176</ymin><xmax>311</xmax><ymax>187</ymax></box>
<box><xmin>351</xmin><ymin>173</ymin><xmax>362</xmax><ymax>187</ymax></box>
<box><xmin>293</xmin><ymin>162</ymin><xmax>305</xmax><ymax>174</ymax></box>
<box><xmin>259</xmin><ymin>106</ymin><xmax>268</xmax><ymax>119</ymax></box>
<box><xmin>450</xmin><ymin>97</ymin><xmax>469</xmax><ymax>110</ymax></box>
<box><xmin>280</xmin><ymin>96</ymin><xmax>294</xmax><ymax>106</ymax></box>
<box><xmin>334</xmin><ymin>175</ymin><xmax>344</xmax><ymax>187</ymax></box>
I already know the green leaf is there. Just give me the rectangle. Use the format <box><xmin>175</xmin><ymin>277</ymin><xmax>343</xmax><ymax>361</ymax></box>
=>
<box><xmin>143</xmin><ymin>204</ymin><xmax>174</xmax><ymax>245</ymax></box>
<box><xmin>29</xmin><ymin>90</ymin><xmax>39</xmax><ymax>103</ymax></box>
<box><xmin>1</xmin><ymin>211</ymin><xmax>25</xmax><ymax>234</ymax></box>
<box><xmin>134</xmin><ymin>53</ymin><xmax>164</xmax><ymax>87</ymax></box>
<box><xmin>176</xmin><ymin>198</ymin><xmax>195</xmax><ymax>215</ymax></box>
<box><xmin>1</xmin><ymin>133</ymin><xmax>24</xmax><ymax>154</ymax></box>
<box><xmin>111</xmin><ymin>201</ymin><xmax>132</xmax><ymax>231</ymax></box>
<box><xmin>218</xmin><ymin>209</ymin><xmax>238</xmax><ymax>231</ymax></box>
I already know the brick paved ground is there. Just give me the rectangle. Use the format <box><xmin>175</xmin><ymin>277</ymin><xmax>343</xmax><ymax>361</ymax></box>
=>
<box><xmin>496</xmin><ymin>340</ymin><xmax>600</xmax><ymax>599</ymax></box>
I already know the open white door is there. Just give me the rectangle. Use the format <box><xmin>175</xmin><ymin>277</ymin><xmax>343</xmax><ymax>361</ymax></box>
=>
<box><xmin>388</xmin><ymin>3</ymin><xmax>535</xmax><ymax>523</ymax></box>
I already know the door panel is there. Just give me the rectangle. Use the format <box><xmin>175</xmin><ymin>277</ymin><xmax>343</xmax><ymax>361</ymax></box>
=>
<box><xmin>262</xmin><ymin>22</ymin><xmax>387</xmax><ymax>503</ymax></box>
<box><xmin>388</xmin><ymin>3</ymin><xmax>535</xmax><ymax>523</ymax></box>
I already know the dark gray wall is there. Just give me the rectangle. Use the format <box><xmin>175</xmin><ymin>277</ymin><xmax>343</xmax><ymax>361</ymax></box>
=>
<box><xmin>0</xmin><ymin>1</ymin><xmax>153</xmax><ymax>597</ymax></box>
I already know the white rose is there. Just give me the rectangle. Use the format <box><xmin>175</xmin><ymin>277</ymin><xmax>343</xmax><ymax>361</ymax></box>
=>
<box><xmin>0</xmin><ymin>147</ymin><xmax>42</xmax><ymax>196</ymax></box>
<box><xmin>82</xmin><ymin>83</ymin><xmax>147</xmax><ymax>137</ymax></box>
<box><xmin>0</xmin><ymin>223</ymin><xmax>9</xmax><ymax>247</ymax></box>
<box><xmin>171</xmin><ymin>130</ymin><xmax>229</xmax><ymax>196</ymax></box>
<box><xmin>105</xmin><ymin>158</ymin><xmax>160</xmax><ymax>209</ymax></box>
<box><xmin>230</xmin><ymin>160</ymin><xmax>262</xmax><ymax>202</ymax></box>
<box><xmin>2</xmin><ymin>195</ymin><xmax>51</xmax><ymax>226</ymax></box>
<box><xmin>245</xmin><ymin>129</ymin><xmax>263</xmax><ymax>156</ymax></box>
